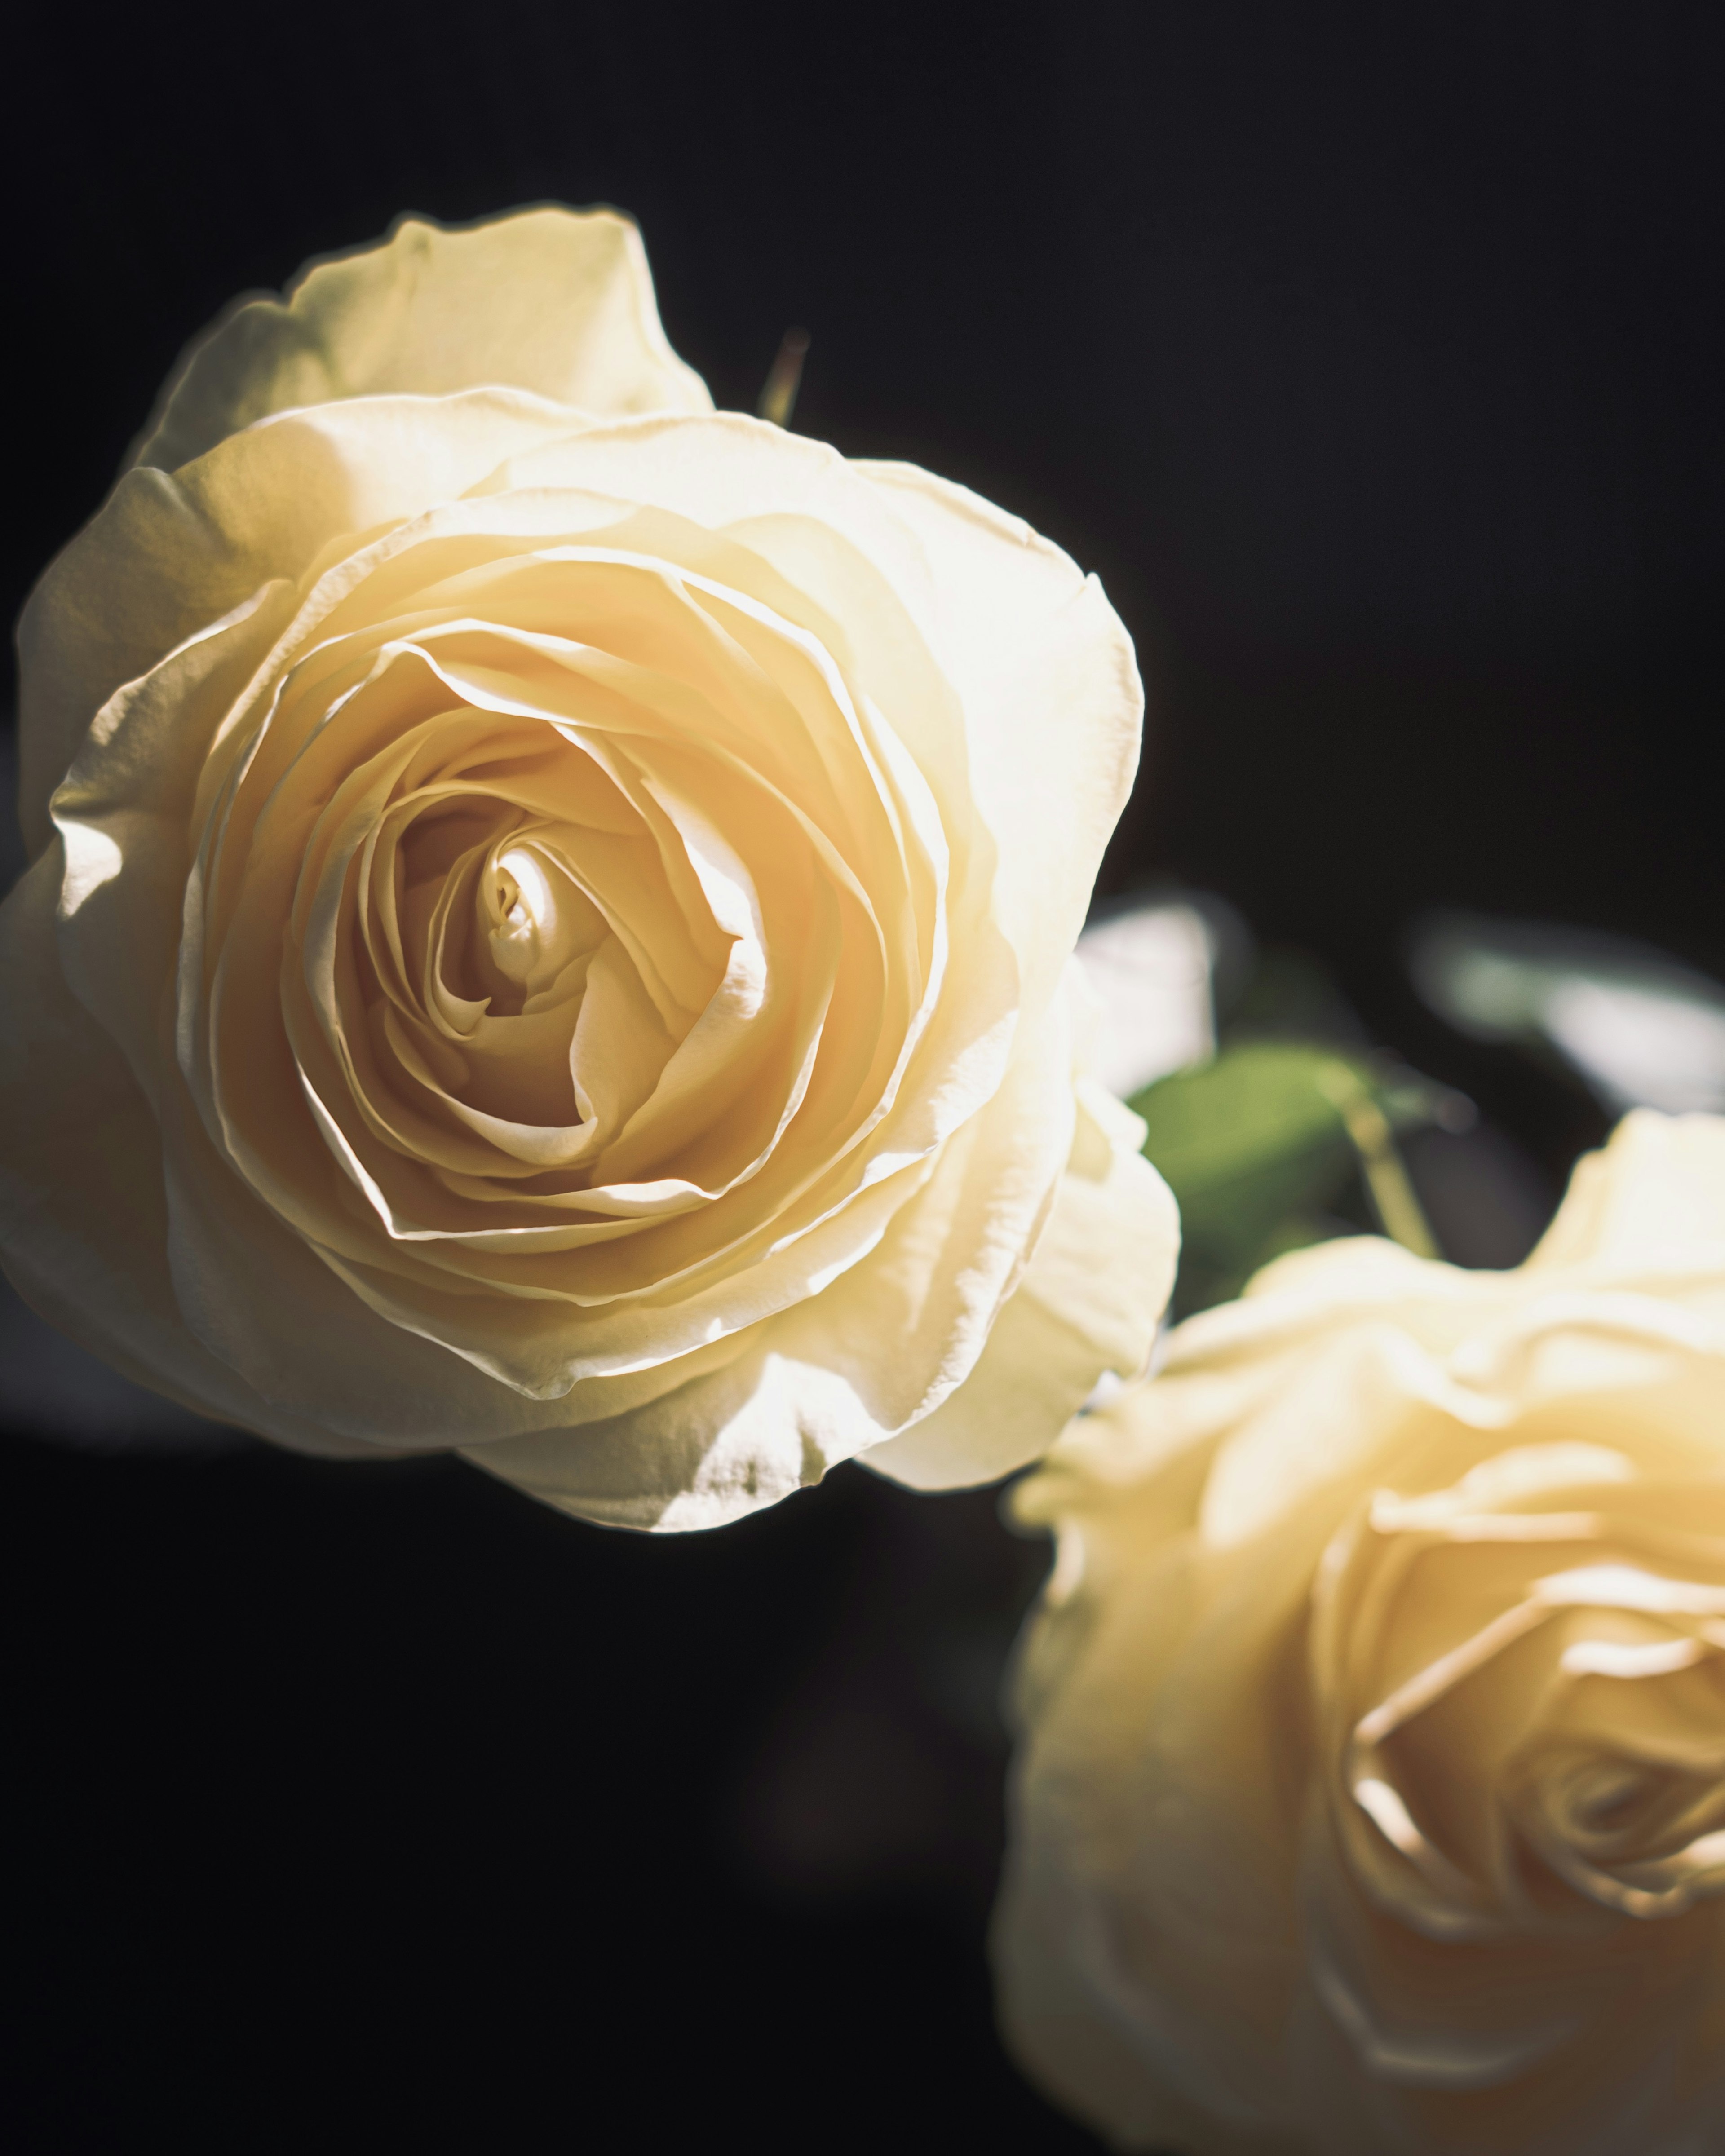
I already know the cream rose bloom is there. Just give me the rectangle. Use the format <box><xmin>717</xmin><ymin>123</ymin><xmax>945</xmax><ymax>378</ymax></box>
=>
<box><xmin>996</xmin><ymin>1110</ymin><xmax>1725</xmax><ymax>2154</ymax></box>
<box><xmin>0</xmin><ymin>207</ymin><xmax>1175</xmax><ymax>1530</ymax></box>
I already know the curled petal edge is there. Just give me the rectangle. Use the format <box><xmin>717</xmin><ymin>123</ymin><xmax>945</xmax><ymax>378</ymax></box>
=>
<box><xmin>862</xmin><ymin>1083</ymin><xmax>1178</xmax><ymax>1492</ymax></box>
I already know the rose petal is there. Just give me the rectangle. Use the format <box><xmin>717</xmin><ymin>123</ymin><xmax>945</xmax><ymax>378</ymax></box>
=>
<box><xmin>863</xmin><ymin>1079</ymin><xmax>1177</xmax><ymax>1490</ymax></box>
<box><xmin>857</xmin><ymin>461</ymin><xmax>1145</xmax><ymax>1021</ymax></box>
<box><xmin>0</xmin><ymin>849</ymin><xmax>372</xmax><ymax>1457</ymax></box>
<box><xmin>126</xmin><ymin>207</ymin><xmax>710</xmax><ymax>476</ymax></box>
<box><xmin>18</xmin><ymin>391</ymin><xmax>593</xmax><ymax>853</ymax></box>
<box><xmin>1527</xmin><ymin>1108</ymin><xmax>1725</xmax><ymax>1279</ymax></box>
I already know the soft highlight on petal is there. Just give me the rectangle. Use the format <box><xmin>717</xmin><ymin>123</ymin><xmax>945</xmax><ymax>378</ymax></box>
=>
<box><xmin>127</xmin><ymin>206</ymin><xmax>711</xmax><ymax>475</ymax></box>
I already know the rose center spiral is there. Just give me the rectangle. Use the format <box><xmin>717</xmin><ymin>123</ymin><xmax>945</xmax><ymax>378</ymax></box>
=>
<box><xmin>478</xmin><ymin>839</ymin><xmax>595</xmax><ymax>997</ymax></box>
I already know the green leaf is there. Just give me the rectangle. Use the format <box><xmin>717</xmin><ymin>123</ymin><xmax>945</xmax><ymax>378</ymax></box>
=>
<box><xmin>1129</xmin><ymin>1043</ymin><xmax>1449</xmax><ymax>1316</ymax></box>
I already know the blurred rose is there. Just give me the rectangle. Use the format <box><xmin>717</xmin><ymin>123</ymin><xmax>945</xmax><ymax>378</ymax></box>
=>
<box><xmin>0</xmin><ymin>207</ymin><xmax>1174</xmax><ymax>1529</ymax></box>
<box><xmin>996</xmin><ymin>1110</ymin><xmax>1725</xmax><ymax>2153</ymax></box>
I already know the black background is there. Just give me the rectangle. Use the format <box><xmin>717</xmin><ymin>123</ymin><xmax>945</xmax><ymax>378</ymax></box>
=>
<box><xmin>4</xmin><ymin>4</ymin><xmax>1723</xmax><ymax>2149</ymax></box>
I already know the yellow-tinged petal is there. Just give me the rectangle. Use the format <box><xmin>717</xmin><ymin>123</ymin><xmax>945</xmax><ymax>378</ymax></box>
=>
<box><xmin>856</xmin><ymin>461</ymin><xmax>1145</xmax><ymax>1023</ymax></box>
<box><xmin>18</xmin><ymin>391</ymin><xmax>591</xmax><ymax>853</ymax></box>
<box><xmin>863</xmin><ymin>1078</ymin><xmax>1177</xmax><ymax>1491</ymax></box>
<box><xmin>126</xmin><ymin>207</ymin><xmax>710</xmax><ymax>476</ymax></box>
<box><xmin>0</xmin><ymin>850</ymin><xmax>375</xmax><ymax>1457</ymax></box>
<box><xmin>1525</xmin><ymin>1108</ymin><xmax>1725</xmax><ymax>1277</ymax></box>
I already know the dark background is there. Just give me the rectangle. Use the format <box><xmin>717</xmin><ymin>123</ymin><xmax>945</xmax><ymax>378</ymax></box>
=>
<box><xmin>4</xmin><ymin>4</ymin><xmax>1722</xmax><ymax>2148</ymax></box>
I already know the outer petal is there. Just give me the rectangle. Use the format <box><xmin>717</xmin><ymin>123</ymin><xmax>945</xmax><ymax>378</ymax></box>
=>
<box><xmin>0</xmin><ymin>851</ymin><xmax>375</xmax><ymax>1457</ymax></box>
<box><xmin>993</xmin><ymin>1832</ymin><xmax>1247</xmax><ymax>2156</ymax></box>
<box><xmin>856</xmin><ymin>461</ymin><xmax>1145</xmax><ymax>1021</ymax></box>
<box><xmin>995</xmin><ymin>1367</ymin><xmax>1301</xmax><ymax>2155</ymax></box>
<box><xmin>1523</xmin><ymin>1107</ymin><xmax>1725</xmax><ymax>1277</ymax></box>
<box><xmin>50</xmin><ymin>577</ymin><xmax>303</xmax><ymax>1093</ymax></box>
<box><xmin>17</xmin><ymin>389</ymin><xmax>593</xmax><ymax>854</ymax></box>
<box><xmin>126</xmin><ymin>207</ymin><xmax>711</xmax><ymax>475</ymax></box>
<box><xmin>862</xmin><ymin>1080</ymin><xmax>1177</xmax><ymax>1490</ymax></box>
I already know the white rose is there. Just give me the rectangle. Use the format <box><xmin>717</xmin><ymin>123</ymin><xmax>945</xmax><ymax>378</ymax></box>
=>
<box><xmin>0</xmin><ymin>207</ymin><xmax>1176</xmax><ymax>1530</ymax></box>
<box><xmin>996</xmin><ymin>1109</ymin><xmax>1725</xmax><ymax>2152</ymax></box>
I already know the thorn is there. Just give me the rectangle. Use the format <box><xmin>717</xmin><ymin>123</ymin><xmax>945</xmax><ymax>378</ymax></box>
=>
<box><xmin>757</xmin><ymin>327</ymin><xmax>810</xmax><ymax>429</ymax></box>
